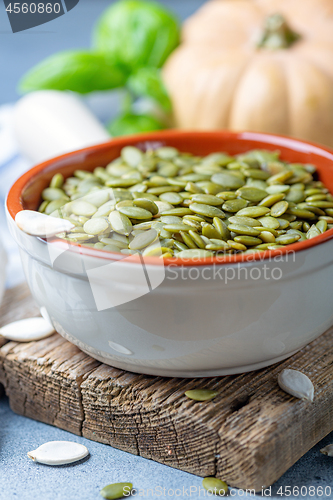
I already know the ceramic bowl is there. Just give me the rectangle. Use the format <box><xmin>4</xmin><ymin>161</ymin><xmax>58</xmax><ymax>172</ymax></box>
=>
<box><xmin>6</xmin><ymin>130</ymin><xmax>333</xmax><ymax>377</ymax></box>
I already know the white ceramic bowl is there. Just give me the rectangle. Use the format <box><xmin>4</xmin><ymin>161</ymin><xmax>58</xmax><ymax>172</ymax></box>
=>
<box><xmin>6</xmin><ymin>131</ymin><xmax>333</xmax><ymax>377</ymax></box>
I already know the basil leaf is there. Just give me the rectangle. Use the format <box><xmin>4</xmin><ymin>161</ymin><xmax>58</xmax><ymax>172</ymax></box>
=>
<box><xmin>19</xmin><ymin>50</ymin><xmax>127</xmax><ymax>94</ymax></box>
<box><xmin>108</xmin><ymin>112</ymin><xmax>165</xmax><ymax>136</ymax></box>
<box><xmin>93</xmin><ymin>0</ymin><xmax>180</xmax><ymax>72</ymax></box>
<box><xmin>127</xmin><ymin>67</ymin><xmax>171</xmax><ymax>112</ymax></box>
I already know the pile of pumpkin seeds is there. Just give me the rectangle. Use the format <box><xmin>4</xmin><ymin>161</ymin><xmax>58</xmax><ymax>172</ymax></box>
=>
<box><xmin>39</xmin><ymin>146</ymin><xmax>333</xmax><ymax>258</ymax></box>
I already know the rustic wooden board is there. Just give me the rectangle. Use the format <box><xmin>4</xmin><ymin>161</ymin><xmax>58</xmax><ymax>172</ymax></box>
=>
<box><xmin>0</xmin><ymin>284</ymin><xmax>333</xmax><ymax>491</ymax></box>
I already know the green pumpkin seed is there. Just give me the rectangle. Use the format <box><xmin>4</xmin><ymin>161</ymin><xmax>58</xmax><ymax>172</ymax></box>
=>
<box><xmin>270</xmin><ymin>200</ymin><xmax>289</xmax><ymax>217</ymax></box>
<box><xmin>180</xmin><ymin>231</ymin><xmax>198</xmax><ymax>249</ymax></box>
<box><xmin>109</xmin><ymin>211</ymin><xmax>132</xmax><ymax>236</ymax></box>
<box><xmin>234</xmin><ymin>235</ymin><xmax>262</xmax><ymax>246</ymax></box>
<box><xmin>133</xmin><ymin>198</ymin><xmax>158</xmax><ymax>215</ymax></box>
<box><xmin>121</xmin><ymin>146</ymin><xmax>143</xmax><ymax>167</ymax></box>
<box><xmin>67</xmin><ymin>233</ymin><xmax>94</xmax><ymax>242</ymax></box>
<box><xmin>216</xmin><ymin>191</ymin><xmax>237</xmax><ymax>201</ymax></box>
<box><xmin>176</xmin><ymin>249</ymin><xmax>214</xmax><ymax>259</ymax></box>
<box><xmin>236</xmin><ymin>206</ymin><xmax>270</xmax><ymax>218</ymax></box>
<box><xmin>38</xmin><ymin>200</ymin><xmax>49</xmax><ymax>213</ymax></box>
<box><xmin>222</xmin><ymin>198</ymin><xmax>247</xmax><ymax>212</ymax></box>
<box><xmin>189</xmin><ymin>203</ymin><xmax>225</xmax><ymax>219</ymax></box>
<box><xmin>159</xmin><ymin>192</ymin><xmax>183</xmax><ymax>205</ymax></box>
<box><xmin>259</xmin><ymin>231</ymin><xmax>276</xmax><ymax>243</ymax></box>
<box><xmin>188</xmin><ymin>230</ymin><xmax>206</xmax><ymax>249</ymax></box>
<box><xmin>190</xmin><ymin>194</ymin><xmax>222</xmax><ymax>206</ymax></box>
<box><xmin>266</xmin><ymin>185</ymin><xmax>290</xmax><ymax>194</ymax></box>
<box><xmin>129</xmin><ymin>229</ymin><xmax>158</xmax><ymax>250</ymax></box>
<box><xmin>118</xmin><ymin>206</ymin><xmax>152</xmax><ymax>220</ymax></box>
<box><xmin>100</xmin><ymin>482</ymin><xmax>133</xmax><ymax>500</ymax></box>
<box><xmin>287</xmin><ymin>207</ymin><xmax>316</xmax><ymax>219</ymax></box>
<box><xmin>42</xmin><ymin>187</ymin><xmax>68</xmax><ymax>202</ymax></box>
<box><xmin>307</xmin><ymin>224</ymin><xmax>321</xmax><ymax>239</ymax></box>
<box><xmin>158</xmin><ymin>162</ymin><xmax>178</xmax><ymax>177</ymax></box>
<box><xmin>228</xmin><ymin>216</ymin><xmax>261</xmax><ymax>227</ymax></box>
<box><xmin>202</xmin><ymin>223</ymin><xmax>222</xmax><ymax>240</ymax></box>
<box><xmin>275</xmin><ymin>234</ymin><xmax>301</xmax><ymax>244</ymax></box>
<box><xmin>156</xmin><ymin>146</ymin><xmax>178</xmax><ymax>159</ymax></box>
<box><xmin>213</xmin><ymin>217</ymin><xmax>231</xmax><ymax>240</ymax></box>
<box><xmin>70</xmin><ymin>200</ymin><xmax>97</xmax><ymax>217</ymax></box>
<box><xmin>306</xmin><ymin>201</ymin><xmax>333</xmax><ymax>208</ymax></box>
<box><xmin>49</xmin><ymin>173</ymin><xmax>64</xmax><ymax>189</ymax></box>
<box><xmin>202</xmin><ymin>477</ymin><xmax>228</xmax><ymax>496</ymax></box>
<box><xmin>174</xmin><ymin>241</ymin><xmax>188</xmax><ymax>251</ymax></box>
<box><xmin>259</xmin><ymin>193</ymin><xmax>285</xmax><ymax>207</ymax></box>
<box><xmin>164</xmin><ymin>224</ymin><xmax>192</xmax><ymax>233</ymax></box>
<box><xmin>227</xmin><ymin>240</ymin><xmax>247</xmax><ymax>251</ymax></box>
<box><xmin>236</xmin><ymin>187</ymin><xmax>267</xmax><ymax>202</ymax></box>
<box><xmin>185</xmin><ymin>389</ymin><xmax>218</xmax><ymax>401</ymax></box>
<box><xmin>83</xmin><ymin>218</ymin><xmax>109</xmax><ymax>235</ymax></box>
<box><xmin>228</xmin><ymin>224</ymin><xmax>261</xmax><ymax>236</ymax></box>
<box><xmin>267</xmin><ymin>170</ymin><xmax>294</xmax><ymax>185</ymax></box>
<box><xmin>185</xmin><ymin>182</ymin><xmax>204</xmax><ymax>194</ymax></box>
<box><xmin>211</xmin><ymin>172</ymin><xmax>245</xmax><ymax>189</ymax></box>
<box><xmin>159</xmin><ymin>208</ymin><xmax>193</xmax><ymax>217</ymax></box>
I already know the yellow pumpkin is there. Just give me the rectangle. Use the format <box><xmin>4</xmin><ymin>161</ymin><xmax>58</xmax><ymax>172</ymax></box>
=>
<box><xmin>163</xmin><ymin>0</ymin><xmax>333</xmax><ymax>147</ymax></box>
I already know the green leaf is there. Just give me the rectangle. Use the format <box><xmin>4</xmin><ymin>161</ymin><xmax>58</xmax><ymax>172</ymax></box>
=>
<box><xmin>93</xmin><ymin>0</ymin><xmax>180</xmax><ymax>73</ymax></box>
<box><xmin>108</xmin><ymin>112</ymin><xmax>165</xmax><ymax>136</ymax></box>
<box><xmin>19</xmin><ymin>50</ymin><xmax>127</xmax><ymax>94</ymax></box>
<box><xmin>127</xmin><ymin>67</ymin><xmax>171</xmax><ymax>112</ymax></box>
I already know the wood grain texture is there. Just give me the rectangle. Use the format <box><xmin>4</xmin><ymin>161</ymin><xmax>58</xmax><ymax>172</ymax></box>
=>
<box><xmin>0</xmin><ymin>284</ymin><xmax>333</xmax><ymax>490</ymax></box>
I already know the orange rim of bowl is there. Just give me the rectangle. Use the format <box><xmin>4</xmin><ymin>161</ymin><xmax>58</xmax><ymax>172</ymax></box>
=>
<box><xmin>6</xmin><ymin>129</ymin><xmax>333</xmax><ymax>267</ymax></box>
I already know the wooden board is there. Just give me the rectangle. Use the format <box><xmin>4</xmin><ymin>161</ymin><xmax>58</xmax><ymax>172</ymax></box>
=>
<box><xmin>0</xmin><ymin>284</ymin><xmax>333</xmax><ymax>491</ymax></box>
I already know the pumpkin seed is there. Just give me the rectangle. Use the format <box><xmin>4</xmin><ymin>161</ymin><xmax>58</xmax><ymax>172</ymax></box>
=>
<box><xmin>129</xmin><ymin>229</ymin><xmax>158</xmax><ymax>250</ymax></box>
<box><xmin>213</xmin><ymin>217</ymin><xmax>231</xmax><ymax>240</ymax></box>
<box><xmin>236</xmin><ymin>186</ymin><xmax>267</xmax><ymax>202</ymax></box>
<box><xmin>188</xmin><ymin>230</ymin><xmax>206</xmax><ymax>249</ymax></box>
<box><xmin>0</xmin><ymin>317</ymin><xmax>55</xmax><ymax>342</ymax></box>
<box><xmin>70</xmin><ymin>200</ymin><xmax>97</xmax><ymax>217</ymax></box>
<box><xmin>320</xmin><ymin>445</ymin><xmax>333</xmax><ymax>457</ymax></box>
<box><xmin>159</xmin><ymin>207</ymin><xmax>193</xmax><ymax>217</ymax></box>
<box><xmin>233</xmin><ymin>235</ymin><xmax>262</xmax><ymax>246</ymax></box>
<box><xmin>164</xmin><ymin>224</ymin><xmax>192</xmax><ymax>233</ymax></box>
<box><xmin>266</xmin><ymin>185</ymin><xmax>290</xmax><ymax>194</ymax></box>
<box><xmin>44</xmin><ymin>199</ymin><xmax>68</xmax><ymax>215</ymax></box>
<box><xmin>202</xmin><ymin>478</ymin><xmax>228</xmax><ymax>496</ymax></box>
<box><xmin>202</xmin><ymin>223</ymin><xmax>222</xmax><ymax>240</ymax></box>
<box><xmin>306</xmin><ymin>224</ymin><xmax>321</xmax><ymax>239</ymax></box>
<box><xmin>287</xmin><ymin>207</ymin><xmax>316</xmax><ymax>219</ymax></box>
<box><xmin>270</xmin><ymin>200</ymin><xmax>289</xmax><ymax>217</ymax></box>
<box><xmin>121</xmin><ymin>146</ymin><xmax>142</xmax><ymax>167</ymax></box>
<box><xmin>83</xmin><ymin>218</ymin><xmax>109</xmax><ymax>235</ymax></box>
<box><xmin>275</xmin><ymin>234</ymin><xmax>301</xmax><ymax>245</ymax></box>
<box><xmin>228</xmin><ymin>216</ymin><xmax>261</xmax><ymax>227</ymax></box>
<box><xmin>316</xmin><ymin>220</ymin><xmax>327</xmax><ymax>233</ymax></box>
<box><xmin>100</xmin><ymin>483</ymin><xmax>133</xmax><ymax>500</ymax></box>
<box><xmin>236</xmin><ymin>206</ymin><xmax>270</xmax><ymax>218</ymax></box>
<box><xmin>190</xmin><ymin>194</ymin><xmax>222</xmax><ymax>206</ymax></box>
<box><xmin>50</xmin><ymin>173</ymin><xmax>64</xmax><ymax>189</ymax></box>
<box><xmin>180</xmin><ymin>231</ymin><xmax>197</xmax><ymax>249</ymax></box>
<box><xmin>159</xmin><ymin>192</ymin><xmax>183</xmax><ymax>205</ymax></box>
<box><xmin>109</xmin><ymin>211</ymin><xmax>132</xmax><ymax>235</ymax></box>
<box><xmin>133</xmin><ymin>198</ymin><xmax>158</xmax><ymax>215</ymax></box>
<box><xmin>228</xmin><ymin>224</ymin><xmax>261</xmax><ymax>237</ymax></box>
<box><xmin>15</xmin><ymin>210</ymin><xmax>75</xmax><ymax>238</ymax></box>
<box><xmin>28</xmin><ymin>441</ymin><xmax>89</xmax><ymax>465</ymax></box>
<box><xmin>185</xmin><ymin>182</ymin><xmax>204</xmax><ymax>194</ymax></box>
<box><xmin>211</xmin><ymin>172</ymin><xmax>245</xmax><ymax>189</ymax></box>
<box><xmin>42</xmin><ymin>187</ymin><xmax>68</xmax><ymax>202</ymax></box>
<box><xmin>222</xmin><ymin>198</ymin><xmax>247</xmax><ymax>212</ymax></box>
<box><xmin>118</xmin><ymin>206</ymin><xmax>152</xmax><ymax>220</ymax></box>
<box><xmin>278</xmin><ymin>369</ymin><xmax>314</xmax><ymax>402</ymax></box>
<box><xmin>185</xmin><ymin>389</ymin><xmax>218</xmax><ymax>401</ymax></box>
<box><xmin>189</xmin><ymin>203</ymin><xmax>225</xmax><ymax>218</ymax></box>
